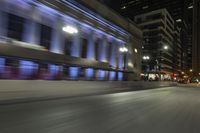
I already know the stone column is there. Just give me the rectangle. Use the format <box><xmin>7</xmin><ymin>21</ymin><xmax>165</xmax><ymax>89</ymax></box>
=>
<box><xmin>98</xmin><ymin>36</ymin><xmax>108</xmax><ymax>80</ymax></box>
<box><xmin>69</xmin><ymin>25</ymin><xmax>81</xmax><ymax>79</ymax></box>
<box><xmin>20</xmin><ymin>5</ymin><xmax>40</xmax><ymax>79</ymax></box>
<box><xmin>85</xmin><ymin>30</ymin><xmax>95</xmax><ymax>80</ymax></box>
<box><xmin>50</xmin><ymin>16</ymin><xmax>65</xmax><ymax>54</ymax></box>
<box><xmin>109</xmin><ymin>40</ymin><xmax>117</xmax><ymax>80</ymax></box>
<box><xmin>118</xmin><ymin>44</ymin><xmax>124</xmax><ymax>81</ymax></box>
<box><xmin>86</xmin><ymin>30</ymin><xmax>95</xmax><ymax>60</ymax></box>
<box><xmin>99</xmin><ymin>36</ymin><xmax>108</xmax><ymax>62</ymax></box>
<box><xmin>71</xmin><ymin>25</ymin><xmax>82</xmax><ymax>57</ymax></box>
<box><xmin>22</xmin><ymin>20</ymin><xmax>40</xmax><ymax>44</ymax></box>
<box><xmin>49</xmin><ymin>16</ymin><xmax>65</xmax><ymax>79</ymax></box>
<box><xmin>22</xmin><ymin>4</ymin><xmax>41</xmax><ymax>44</ymax></box>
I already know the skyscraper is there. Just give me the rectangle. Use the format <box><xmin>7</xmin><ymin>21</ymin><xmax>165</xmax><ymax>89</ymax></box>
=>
<box><xmin>192</xmin><ymin>0</ymin><xmax>200</xmax><ymax>74</ymax></box>
<box><xmin>135</xmin><ymin>9</ymin><xmax>182</xmax><ymax>80</ymax></box>
<box><xmin>102</xmin><ymin>0</ymin><xmax>193</xmax><ymax>72</ymax></box>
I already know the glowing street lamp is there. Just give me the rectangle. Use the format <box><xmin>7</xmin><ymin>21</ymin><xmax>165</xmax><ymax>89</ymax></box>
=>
<box><xmin>176</xmin><ymin>19</ymin><xmax>182</xmax><ymax>22</ymax></box>
<box><xmin>121</xmin><ymin>6</ymin><xmax>126</xmax><ymax>9</ymax></box>
<box><xmin>143</xmin><ymin>56</ymin><xmax>150</xmax><ymax>60</ymax></box>
<box><xmin>62</xmin><ymin>25</ymin><xmax>78</xmax><ymax>34</ymax></box>
<box><xmin>143</xmin><ymin>56</ymin><xmax>147</xmax><ymax>60</ymax></box>
<box><xmin>190</xmin><ymin>69</ymin><xmax>193</xmax><ymax>72</ymax></box>
<box><xmin>164</xmin><ymin>45</ymin><xmax>168</xmax><ymax>50</ymax></box>
<box><xmin>134</xmin><ymin>48</ymin><xmax>138</xmax><ymax>53</ymax></box>
<box><xmin>119</xmin><ymin>47</ymin><xmax>128</xmax><ymax>53</ymax></box>
<box><xmin>188</xmin><ymin>5</ymin><xmax>193</xmax><ymax>9</ymax></box>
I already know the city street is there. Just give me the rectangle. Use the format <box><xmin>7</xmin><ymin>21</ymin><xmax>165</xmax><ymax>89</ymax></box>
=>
<box><xmin>0</xmin><ymin>86</ymin><xmax>200</xmax><ymax>133</ymax></box>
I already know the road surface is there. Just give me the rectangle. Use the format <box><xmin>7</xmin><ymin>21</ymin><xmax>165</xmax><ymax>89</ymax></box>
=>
<box><xmin>0</xmin><ymin>86</ymin><xmax>200</xmax><ymax>133</ymax></box>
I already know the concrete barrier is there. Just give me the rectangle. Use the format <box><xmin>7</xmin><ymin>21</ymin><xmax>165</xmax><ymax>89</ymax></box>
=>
<box><xmin>0</xmin><ymin>80</ymin><xmax>177</xmax><ymax>104</ymax></box>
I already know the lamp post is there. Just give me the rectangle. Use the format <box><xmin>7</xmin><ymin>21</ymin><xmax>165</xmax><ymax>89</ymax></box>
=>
<box><xmin>163</xmin><ymin>45</ymin><xmax>168</xmax><ymax>50</ymax></box>
<box><xmin>119</xmin><ymin>46</ymin><xmax>129</xmax><ymax>70</ymax></box>
<box><xmin>142</xmin><ymin>55</ymin><xmax>150</xmax><ymax>80</ymax></box>
<box><xmin>158</xmin><ymin>45</ymin><xmax>169</xmax><ymax>80</ymax></box>
<box><xmin>62</xmin><ymin>25</ymin><xmax>78</xmax><ymax>34</ymax></box>
<box><xmin>119</xmin><ymin>47</ymin><xmax>128</xmax><ymax>53</ymax></box>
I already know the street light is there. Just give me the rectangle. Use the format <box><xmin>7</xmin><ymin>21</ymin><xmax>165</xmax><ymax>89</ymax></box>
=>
<box><xmin>163</xmin><ymin>45</ymin><xmax>168</xmax><ymax>50</ymax></box>
<box><xmin>188</xmin><ymin>5</ymin><xmax>193</xmax><ymax>9</ymax></box>
<box><xmin>119</xmin><ymin>47</ymin><xmax>128</xmax><ymax>53</ymax></box>
<box><xmin>134</xmin><ymin>48</ymin><xmax>138</xmax><ymax>53</ymax></box>
<box><xmin>121</xmin><ymin>6</ymin><xmax>126</xmax><ymax>9</ymax></box>
<box><xmin>176</xmin><ymin>19</ymin><xmax>182</xmax><ymax>22</ymax></box>
<box><xmin>190</xmin><ymin>69</ymin><xmax>193</xmax><ymax>72</ymax></box>
<box><xmin>143</xmin><ymin>56</ymin><xmax>150</xmax><ymax>60</ymax></box>
<box><xmin>62</xmin><ymin>25</ymin><xmax>78</xmax><ymax>34</ymax></box>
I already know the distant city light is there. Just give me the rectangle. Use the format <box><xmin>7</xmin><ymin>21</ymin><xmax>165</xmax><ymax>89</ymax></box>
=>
<box><xmin>142</xmin><ymin>6</ymin><xmax>149</xmax><ymax>9</ymax></box>
<box><xmin>176</xmin><ymin>19</ymin><xmax>182</xmax><ymax>22</ymax></box>
<box><xmin>119</xmin><ymin>47</ymin><xmax>128</xmax><ymax>53</ymax></box>
<box><xmin>62</xmin><ymin>25</ymin><xmax>78</xmax><ymax>34</ymax></box>
<box><xmin>128</xmin><ymin>62</ymin><xmax>133</xmax><ymax>67</ymax></box>
<box><xmin>134</xmin><ymin>48</ymin><xmax>138</xmax><ymax>53</ymax></box>
<box><xmin>121</xmin><ymin>6</ymin><xmax>126</xmax><ymax>9</ymax></box>
<box><xmin>143</xmin><ymin>56</ymin><xmax>150</xmax><ymax>60</ymax></box>
<box><xmin>188</xmin><ymin>5</ymin><xmax>193</xmax><ymax>9</ymax></box>
<box><xmin>164</xmin><ymin>45</ymin><xmax>168</xmax><ymax>50</ymax></box>
<box><xmin>140</xmin><ymin>73</ymin><xmax>145</xmax><ymax>76</ymax></box>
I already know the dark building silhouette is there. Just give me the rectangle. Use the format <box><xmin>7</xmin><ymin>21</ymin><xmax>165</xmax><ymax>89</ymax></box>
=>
<box><xmin>192</xmin><ymin>0</ymin><xmax>200</xmax><ymax>74</ymax></box>
<box><xmin>101</xmin><ymin>0</ymin><xmax>193</xmax><ymax>76</ymax></box>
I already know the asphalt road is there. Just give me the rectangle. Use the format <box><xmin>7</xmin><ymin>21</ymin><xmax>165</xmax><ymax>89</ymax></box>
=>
<box><xmin>1</xmin><ymin>86</ymin><xmax>200</xmax><ymax>133</ymax></box>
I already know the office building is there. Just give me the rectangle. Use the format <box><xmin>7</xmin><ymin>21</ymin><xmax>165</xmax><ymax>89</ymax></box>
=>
<box><xmin>192</xmin><ymin>0</ymin><xmax>200</xmax><ymax>74</ymax></box>
<box><xmin>102</xmin><ymin>0</ymin><xmax>193</xmax><ymax>73</ymax></box>
<box><xmin>135</xmin><ymin>9</ymin><xmax>182</xmax><ymax>80</ymax></box>
<box><xmin>0</xmin><ymin>0</ymin><xmax>142</xmax><ymax>81</ymax></box>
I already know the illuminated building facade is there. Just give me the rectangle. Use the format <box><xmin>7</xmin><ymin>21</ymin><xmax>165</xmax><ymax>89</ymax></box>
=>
<box><xmin>0</xmin><ymin>0</ymin><xmax>142</xmax><ymax>80</ymax></box>
<box><xmin>135</xmin><ymin>9</ymin><xmax>182</xmax><ymax>80</ymax></box>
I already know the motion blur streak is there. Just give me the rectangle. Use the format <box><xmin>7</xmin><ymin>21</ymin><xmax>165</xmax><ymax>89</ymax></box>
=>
<box><xmin>1</xmin><ymin>86</ymin><xmax>200</xmax><ymax>133</ymax></box>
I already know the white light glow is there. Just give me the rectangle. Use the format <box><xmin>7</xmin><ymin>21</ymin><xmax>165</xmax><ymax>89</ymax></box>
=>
<box><xmin>62</xmin><ymin>25</ymin><xmax>78</xmax><ymax>34</ymax></box>
<box><xmin>128</xmin><ymin>62</ymin><xmax>133</xmax><ymax>67</ymax></box>
<box><xmin>143</xmin><ymin>56</ymin><xmax>147</xmax><ymax>60</ymax></box>
<box><xmin>164</xmin><ymin>45</ymin><xmax>168</xmax><ymax>50</ymax></box>
<box><xmin>121</xmin><ymin>6</ymin><xmax>126</xmax><ymax>9</ymax></box>
<box><xmin>119</xmin><ymin>47</ymin><xmax>128</xmax><ymax>53</ymax></box>
<box><xmin>134</xmin><ymin>48</ymin><xmax>138</xmax><ymax>53</ymax></box>
<box><xmin>143</xmin><ymin>56</ymin><xmax>150</xmax><ymax>60</ymax></box>
<box><xmin>188</xmin><ymin>5</ymin><xmax>193</xmax><ymax>9</ymax></box>
<box><xmin>176</xmin><ymin>19</ymin><xmax>182</xmax><ymax>22</ymax></box>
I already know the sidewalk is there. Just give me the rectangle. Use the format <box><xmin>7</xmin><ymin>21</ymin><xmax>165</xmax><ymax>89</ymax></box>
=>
<box><xmin>0</xmin><ymin>80</ymin><xmax>177</xmax><ymax>104</ymax></box>
<box><xmin>178</xmin><ymin>83</ymin><xmax>200</xmax><ymax>88</ymax></box>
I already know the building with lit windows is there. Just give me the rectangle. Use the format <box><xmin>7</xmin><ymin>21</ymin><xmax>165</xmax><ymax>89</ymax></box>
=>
<box><xmin>0</xmin><ymin>0</ymin><xmax>142</xmax><ymax>81</ymax></box>
<box><xmin>135</xmin><ymin>9</ymin><xmax>182</xmax><ymax>80</ymax></box>
<box><xmin>192</xmin><ymin>0</ymin><xmax>200</xmax><ymax>74</ymax></box>
<box><xmin>101</xmin><ymin>0</ymin><xmax>193</xmax><ymax>76</ymax></box>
